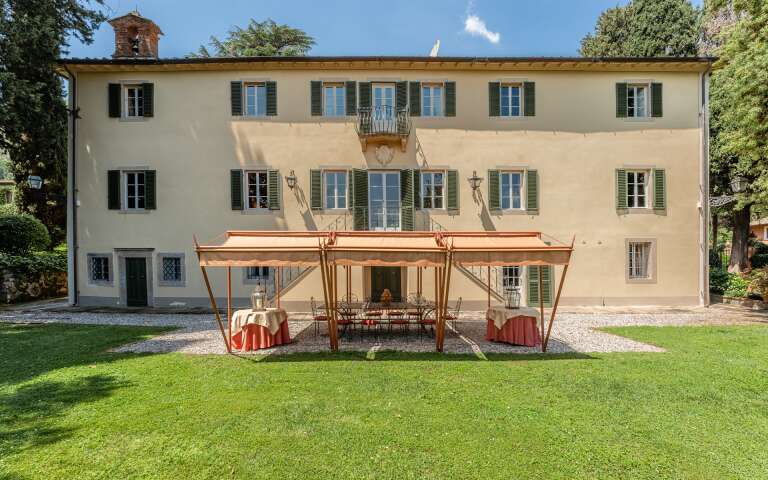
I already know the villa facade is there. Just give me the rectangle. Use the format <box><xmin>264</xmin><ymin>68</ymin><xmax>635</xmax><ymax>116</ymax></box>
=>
<box><xmin>60</xmin><ymin>12</ymin><xmax>712</xmax><ymax>309</ymax></box>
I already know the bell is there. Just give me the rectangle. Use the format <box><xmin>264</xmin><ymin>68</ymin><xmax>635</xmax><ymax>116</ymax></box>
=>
<box><xmin>504</xmin><ymin>287</ymin><xmax>520</xmax><ymax>309</ymax></box>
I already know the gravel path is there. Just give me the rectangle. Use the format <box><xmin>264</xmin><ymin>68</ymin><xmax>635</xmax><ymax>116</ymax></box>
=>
<box><xmin>3</xmin><ymin>305</ymin><xmax>757</xmax><ymax>356</ymax></box>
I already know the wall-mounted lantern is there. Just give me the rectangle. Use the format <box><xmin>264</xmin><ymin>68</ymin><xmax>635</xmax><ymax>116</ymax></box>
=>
<box><xmin>285</xmin><ymin>170</ymin><xmax>297</xmax><ymax>190</ymax></box>
<box><xmin>730</xmin><ymin>174</ymin><xmax>748</xmax><ymax>194</ymax></box>
<box><xmin>27</xmin><ymin>175</ymin><xmax>43</xmax><ymax>190</ymax></box>
<box><xmin>468</xmin><ymin>170</ymin><xmax>482</xmax><ymax>191</ymax></box>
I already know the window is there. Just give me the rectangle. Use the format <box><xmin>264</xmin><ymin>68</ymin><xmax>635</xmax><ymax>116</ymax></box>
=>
<box><xmin>500</xmin><ymin>84</ymin><xmax>522</xmax><ymax>117</ymax></box>
<box><xmin>88</xmin><ymin>255</ymin><xmax>111</xmax><ymax>283</ymax></box>
<box><xmin>628</xmin><ymin>241</ymin><xmax>652</xmax><ymax>280</ymax></box>
<box><xmin>627</xmin><ymin>85</ymin><xmax>648</xmax><ymax>118</ymax></box>
<box><xmin>159</xmin><ymin>255</ymin><xmax>184</xmax><ymax>285</ymax></box>
<box><xmin>124</xmin><ymin>172</ymin><xmax>145</xmax><ymax>210</ymax></box>
<box><xmin>246</xmin><ymin>171</ymin><xmax>269</xmax><ymax>209</ymax></box>
<box><xmin>324</xmin><ymin>84</ymin><xmax>345</xmax><ymax>117</ymax></box>
<box><xmin>422</xmin><ymin>84</ymin><xmax>443</xmax><ymax>117</ymax></box>
<box><xmin>500</xmin><ymin>172</ymin><xmax>524</xmax><ymax>210</ymax></box>
<box><xmin>124</xmin><ymin>85</ymin><xmax>143</xmax><ymax>118</ymax></box>
<box><xmin>245</xmin><ymin>83</ymin><xmax>267</xmax><ymax>117</ymax></box>
<box><xmin>626</xmin><ymin>171</ymin><xmax>649</xmax><ymax>208</ymax></box>
<box><xmin>502</xmin><ymin>266</ymin><xmax>521</xmax><ymax>290</ymax></box>
<box><xmin>324</xmin><ymin>171</ymin><xmax>347</xmax><ymax>209</ymax></box>
<box><xmin>764</xmin><ymin>227</ymin><xmax>768</xmax><ymax>240</ymax></box>
<box><xmin>246</xmin><ymin>266</ymin><xmax>271</xmax><ymax>283</ymax></box>
<box><xmin>421</xmin><ymin>171</ymin><xmax>444</xmax><ymax>209</ymax></box>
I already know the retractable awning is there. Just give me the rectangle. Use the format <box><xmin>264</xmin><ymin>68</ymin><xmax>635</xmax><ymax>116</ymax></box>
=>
<box><xmin>444</xmin><ymin>232</ymin><xmax>572</xmax><ymax>266</ymax></box>
<box><xmin>324</xmin><ymin>232</ymin><xmax>446</xmax><ymax>267</ymax></box>
<box><xmin>196</xmin><ymin>231</ymin><xmax>324</xmax><ymax>267</ymax></box>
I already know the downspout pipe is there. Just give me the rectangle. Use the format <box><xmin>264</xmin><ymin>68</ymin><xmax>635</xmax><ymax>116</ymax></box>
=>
<box><xmin>61</xmin><ymin>64</ymin><xmax>78</xmax><ymax>306</ymax></box>
<box><xmin>700</xmin><ymin>66</ymin><xmax>712</xmax><ymax>306</ymax></box>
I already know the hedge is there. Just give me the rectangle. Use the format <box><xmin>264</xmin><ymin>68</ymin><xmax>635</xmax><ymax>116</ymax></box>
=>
<box><xmin>0</xmin><ymin>250</ymin><xmax>67</xmax><ymax>275</ymax></box>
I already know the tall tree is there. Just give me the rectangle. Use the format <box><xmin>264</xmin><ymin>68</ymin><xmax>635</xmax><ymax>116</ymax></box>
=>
<box><xmin>190</xmin><ymin>18</ymin><xmax>315</xmax><ymax>58</ymax></box>
<box><xmin>0</xmin><ymin>0</ymin><xmax>106</xmax><ymax>243</ymax></box>
<box><xmin>580</xmin><ymin>0</ymin><xmax>701</xmax><ymax>57</ymax></box>
<box><xmin>706</xmin><ymin>0</ymin><xmax>768</xmax><ymax>271</ymax></box>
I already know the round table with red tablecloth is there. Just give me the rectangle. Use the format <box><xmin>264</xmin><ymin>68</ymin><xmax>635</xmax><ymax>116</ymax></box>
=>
<box><xmin>230</xmin><ymin>308</ymin><xmax>291</xmax><ymax>351</ymax></box>
<box><xmin>485</xmin><ymin>306</ymin><xmax>541</xmax><ymax>347</ymax></box>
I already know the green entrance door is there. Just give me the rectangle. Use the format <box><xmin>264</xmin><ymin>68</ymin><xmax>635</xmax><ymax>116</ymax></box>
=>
<box><xmin>125</xmin><ymin>257</ymin><xmax>148</xmax><ymax>307</ymax></box>
<box><xmin>370</xmin><ymin>267</ymin><xmax>402</xmax><ymax>302</ymax></box>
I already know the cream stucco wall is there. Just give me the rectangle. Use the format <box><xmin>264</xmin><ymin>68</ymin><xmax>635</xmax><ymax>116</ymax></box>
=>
<box><xmin>70</xmin><ymin>67</ymin><xmax>706</xmax><ymax>308</ymax></box>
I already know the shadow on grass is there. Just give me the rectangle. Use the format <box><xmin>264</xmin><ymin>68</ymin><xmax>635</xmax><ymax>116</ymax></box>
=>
<box><xmin>235</xmin><ymin>350</ymin><xmax>596</xmax><ymax>363</ymax></box>
<box><xmin>0</xmin><ymin>374</ymin><xmax>129</xmax><ymax>461</ymax></box>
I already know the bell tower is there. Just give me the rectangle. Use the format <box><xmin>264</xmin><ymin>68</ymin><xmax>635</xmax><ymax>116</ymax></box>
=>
<box><xmin>108</xmin><ymin>10</ymin><xmax>163</xmax><ymax>59</ymax></box>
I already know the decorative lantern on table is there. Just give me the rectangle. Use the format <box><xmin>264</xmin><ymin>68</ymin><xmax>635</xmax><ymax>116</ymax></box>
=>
<box><xmin>251</xmin><ymin>282</ymin><xmax>267</xmax><ymax>311</ymax></box>
<box><xmin>504</xmin><ymin>287</ymin><xmax>520</xmax><ymax>309</ymax></box>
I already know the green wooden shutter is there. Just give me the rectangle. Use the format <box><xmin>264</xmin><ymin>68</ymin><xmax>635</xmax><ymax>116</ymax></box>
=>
<box><xmin>527</xmin><ymin>266</ymin><xmax>553</xmax><ymax>308</ymax></box>
<box><xmin>653</xmin><ymin>168</ymin><xmax>666</xmax><ymax>210</ymax></box>
<box><xmin>144</xmin><ymin>170</ymin><xmax>156</xmax><ymax>209</ymax></box>
<box><xmin>651</xmin><ymin>83</ymin><xmax>663</xmax><ymax>117</ymax></box>
<box><xmin>359</xmin><ymin>82</ymin><xmax>372</xmax><ymax>108</ymax></box>
<box><xmin>345</xmin><ymin>81</ymin><xmax>357</xmax><ymax>116</ymax></box>
<box><xmin>142</xmin><ymin>83</ymin><xmax>154</xmax><ymax>117</ymax></box>
<box><xmin>267</xmin><ymin>170</ymin><xmax>280</xmax><ymax>209</ymax></box>
<box><xmin>400</xmin><ymin>169</ymin><xmax>415</xmax><ymax>231</ymax></box>
<box><xmin>347</xmin><ymin>170</ymin><xmax>353</xmax><ymax>211</ymax></box>
<box><xmin>265</xmin><ymin>81</ymin><xmax>277</xmax><ymax>116</ymax></box>
<box><xmin>108</xmin><ymin>84</ymin><xmax>121</xmax><ymax>118</ymax></box>
<box><xmin>488</xmin><ymin>82</ymin><xmax>500</xmax><ymax>117</ymax></box>
<box><xmin>310</xmin><ymin>81</ymin><xmax>322</xmax><ymax>116</ymax></box>
<box><xmin>107</xmin><ymin>170</ymin><xmax>120</xmax><ymax>209</ymax></box>
<box><xmin>409</xmin><ymin>81</ymin><xmax>421</xmax><ymax>116</ymax></box>
<box><xmin>310</xmin><ymin>169</ymin><xmax>323</xmax><ymax>210</ymax></box>
<box><xmin>616</xmin><ymin>83</ymin><xmax>628</xmax><ymax>118</ymax></box>
<box><xmin>446</xmin><ymin>169</ymin><xmax>459</xmax><ymax>211</ymax></box>
<box><xmin>396</xmin><ymin>81</ymin><xmax>408</xmax><ymax>112</ymax></box>
<box><xmin>445</xmin><ymin>81</ymin><xmax>456</xmax><ymax>117</ymax></box>
<box><xmin>616</xmin><ymin>169</ymin><xmax>628</xmax><ymax>210</ymax></box>
<box><xmin>230</xmin><ymin>169</ymin><xmax>243</xmax><ymax>210</ymax></box>
<box><xmin>413</xmin><ymin>170</ymin><xmax>421</xmax><ymax>210</ymax></box>
<box><xmin>523</xmin><ymin>81</ymin><xmax>535</xmax><ymax>117</ymax></box>
<box><xmin>230</xmin><ymin>81</ymin><xmax>243</xmax><ymax>116</ymax></box>
<box><xmin>526</xmin><ymin>170</ymin><xmax>539</xmax><ymax>214</ymax></box>
<box><xmin>352</xmin><ymin>169</ymin><xmax>368</xmax><ymax>230</ymax></box>
<box><xmin>488</xmin><ymin>169</ymin><xmax>500</xmax><ymax>210</ymax></box>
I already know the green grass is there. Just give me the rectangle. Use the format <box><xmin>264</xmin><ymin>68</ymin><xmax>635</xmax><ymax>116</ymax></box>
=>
<box><xmin>1</xmin><ymin>323</ymin><xmax>767</xmax><ymax>479</ymax></box>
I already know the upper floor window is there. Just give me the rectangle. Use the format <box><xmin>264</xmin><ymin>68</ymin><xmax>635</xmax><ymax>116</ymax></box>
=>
<box><xmin>421</xmin><ymin>171</ymin><xmax>444</xmax><ymax>209</ymax></box>
<box><xmin>500</xmin><ymin>84</ymin><xmax>522</xmax><ymax>117</ymax></box>
<box><xmin>124</xmin><ymin>171</ymin><xmax>146</xmax><ymax>210</ymax></box>
<box><xmin>124</xmin><ymin>85</ymin><xmax>144</xmax><ymax>118</ymax></box>
<box><xmin>246</xmin><ymin>170</ymin><xmax>269</xmax><ymax>209</ymax></box>
<box><xmin>324</xmin><ymin>171</ymin><xmax>347</xmax><ymax>209</ymax></box>
<box><xmin>422</xmin><ymin>84</ymin><xmax>443</xmax><ymax>117</ymax></box>
<box><xmin>627</xmin><ymin>85</ymin><xmax>648</xmax><ymax>118</ymax></box>
<box><xmin>324</xmin><ymin>84</ymin><xmax>345</xmax><ymax>117</ymax></box>
<box><xmin>626</xmin><ymin>170</ymin><xmax>649</xmax><ymax>208</ymax></box>
<box><xmin>500</xmin><ymin>171</ymin><xmax>524</xmax><ymax>210</ymax></box>
<box><xmin>245</xmin><ymin>83</ymin><xmax>267</xmax><ymax>117</ymax></box>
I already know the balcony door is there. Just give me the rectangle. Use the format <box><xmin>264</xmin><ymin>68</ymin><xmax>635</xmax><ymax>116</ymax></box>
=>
<box><xmin>373</xmin><ymin>83</ymin><xmax>395</xmax><ymax>123</ymax></box>
<box><xmin>369</xmin><ymin>171</ymin><xmax>400</xmax><ymax>231</ymax></box>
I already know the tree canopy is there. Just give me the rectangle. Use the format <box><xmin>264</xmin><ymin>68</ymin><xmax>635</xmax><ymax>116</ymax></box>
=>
<box><xmin>191</xmin><ymin>19</ymin><xmax>315</xmax><ymax>58</ymax></box>
<box><xmin>580</xmin><ymin>0</ymin><xmax>701</xmax><ymax>57</ymax></box>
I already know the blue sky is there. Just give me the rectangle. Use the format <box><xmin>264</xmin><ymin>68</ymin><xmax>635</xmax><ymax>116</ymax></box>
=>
<box><xmin>66</xmin><ymin>0</ymin><xmax>704</xmax><ymax>59</ymax></box>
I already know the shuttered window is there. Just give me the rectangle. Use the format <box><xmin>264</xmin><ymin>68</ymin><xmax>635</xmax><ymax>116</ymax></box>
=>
<box><xmin>230</xmin><ymin>81</ymin><xmax>243</xmax><ymax>116</ymax></box>
<box><xmin>525</xmin><ymin>170</ymin><xmax>538</xmax><ymax>214</ymax></box>
<box><xmin>345</xmin><ymin>81</ymin><xmax>357</xmax><ymax>116</ymax></box>
<box><xmin>488</xmin><ymin>82</ymin><xmax>500</xmax><ymax>117</ymax></box>
<box><xmin>400</xmin><ymin>169</ymin><xmax>415</xmax><ymax>231</ymax></box>
<box><xmin>500</xmin><ymin>171</ymin><xmax>524</xmax><ymax>210</ymax></box>
<box><xmin>325</xmin><ymin>171</ymin><xmax>347</xmax><ymax>209</ymax></box>
<box><xmin>245</xmin><ymin>171</ymin><xmax>269</xmax><ymax>209</ymax></box>
<box><xmin>351</xmin><ymin>168</ymin><xmax>369</xmax><ymax>230</ymax></box>
<box><xmin>446</xmin><ymin>169</ymin><xmax>459</xmax><ymax>211</ymax></box>
<box><xmin>409</xmin><ymin>81</ymin><xmax>421</xmax><ymax>116</ymax></box>
<box><xmin>310</xmin><ymin>81</ymin><xmax>322</xmax><ymax>116</ymax></box>
<box><xmin>420</xmin><ymin>171</ymin><xmax>444</xmax><ymax>209</ymax></box>
<box><xmin>309</xmin><ymin>169</ymin><xmax>323</xmax><ymax>210</ymax></box>
<box><xmin>108</xmin><ymin>84</ymin><xmax>121</xmax><ymax>117</ymax></box>
<box><xmin>230</xmin><ymin>170</ymin><xmax>243</xmax><ymax>210</ymax></box>
<box><xmin>422</xmin><ymin>84</ymin><xmax>443</xmax><ymax>117</ymax></box>
<box><xmin>616</xmin><ymin>168</ymin><xmax>667</xmax><ymax>211</ymax></box>
<box><xmin>244</xmin><ymin>83</ymin><xmax>267</xmax><ymax>117</ymax></box>
<box><xmin>653</xmin><ymin>168</ymin><xmax>666</xmax><ymax>210</ymax></box>
<box><xmin>142</xmin><ymin>83</ymin><xmax>154</xmax><ymax>117</ymax></box>
<box><xmin>500</xmin><ymin>84</ymin><xmax>522</xmax><ymax>117</ymax></box>
<box><xmin>124</xmin><ymin>85</ymin><xmax>144</xmax><ymax>118</ymax></box>
<box><xmin>487</xmin><ymin>169</ymin><xmax>500</xmax><ymax>210</ymax></box>
<box><xmin>445</xmin><ymin>81</ymin><xmax>456</xmax><ymax>117</ymax></box>
<box><xmin>358</xmin><ymin>82</ymin><xmax>372</xmax><ymax>109</ymax></box>
<box><xmin>108</xmin><ymin>170</ymin><xmax>156</xmax><ymax>211</ymax></box>
<box><xmin>527</xmin><ymin>266</ymin><xmax>553</xmax><ymax>307</ymax></box>
<box><xmin>651</xmin><ymin>83</ymin><xmax>663</xmax><ymax>117</ymax></box>
<box><xmin>323</xmin><ymin>83</ymin><xmax>345</xmax><ymax>117</ymax></box>
<box><xmin>107</xmin><ymin>170</ymin><xmax>120</xmax><ymax>209</ymax></box>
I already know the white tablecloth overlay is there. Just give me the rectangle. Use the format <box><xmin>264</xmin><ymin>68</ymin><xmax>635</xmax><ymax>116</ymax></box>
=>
<box><xmin>231</xmin><ymin>308</ymin><xmax>287</xmax><ymax>335</ymax></box>
<box><xmin>486</xmin><ymin>306</ymin><xmax>541</xmax><ymax>330</ymax></box>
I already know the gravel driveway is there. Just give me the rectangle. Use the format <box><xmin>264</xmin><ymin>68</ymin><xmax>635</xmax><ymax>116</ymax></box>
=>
<box><xmin>4</xmin><ymin>304</ymin><xmax>759</xmax><ymax>356</ymax></box>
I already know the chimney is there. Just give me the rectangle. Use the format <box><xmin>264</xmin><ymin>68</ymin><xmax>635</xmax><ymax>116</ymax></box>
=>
<box><xmin>108</xmin><ymin>10</ymin><xmax>163</xmax><ymax>59</ymax></box>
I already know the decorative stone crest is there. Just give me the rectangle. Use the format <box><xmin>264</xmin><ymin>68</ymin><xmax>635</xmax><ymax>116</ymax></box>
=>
<box><xmin>375</xmin><ymin>145</ymin><xmax>394</xmax><ymax>166</ymax></box>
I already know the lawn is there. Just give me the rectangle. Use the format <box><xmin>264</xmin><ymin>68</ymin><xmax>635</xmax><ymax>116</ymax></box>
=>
<box><xmin>1</xmin><ymin>323</ymin><xmax>767</xmax><ymax>479</ymax></box>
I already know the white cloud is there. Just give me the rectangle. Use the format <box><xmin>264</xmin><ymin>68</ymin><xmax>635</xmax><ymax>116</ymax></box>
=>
<box><xmin>464</xmin><ymin>14</ymin><xmax>500</xmax><ymax>44</ymax></box>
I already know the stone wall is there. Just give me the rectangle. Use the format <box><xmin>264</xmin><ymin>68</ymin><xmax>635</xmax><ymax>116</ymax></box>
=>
<box><xmin>0</xmin><ymin>270</ymin><xmax>67</xmax><ymax>304</ymax></box>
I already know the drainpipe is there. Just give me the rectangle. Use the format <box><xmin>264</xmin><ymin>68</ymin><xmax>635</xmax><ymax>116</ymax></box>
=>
<box><xmin>62</xmin><ymin>64</ymin><xmax>78</xmax><ymax>306</ymax></box>
<box><xmin>700</xmin><ymin>66</ymin><xmax>712</xmax><ymax>306</ymax></box>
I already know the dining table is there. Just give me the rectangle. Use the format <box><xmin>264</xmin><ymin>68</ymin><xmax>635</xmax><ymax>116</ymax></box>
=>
<box><xmin>485</xmin><ymin>306</ymin><xmax>542</xmax><ymax>347</ymax></box>
<box><xmin>230</xmin><ymin>307</ymin><xmax>291</xmax><ymax>351</ymax></box>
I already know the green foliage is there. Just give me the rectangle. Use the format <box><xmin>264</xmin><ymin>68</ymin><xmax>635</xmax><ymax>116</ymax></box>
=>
<box><xmin>747</xmin><ymin>267</ymin><xmax>768</xmax><ymax>299</ymax></box>
<box><xmin>0</xmin><ymin>249</ymin><xmax>66</xmax><ymax>274</ymax></box>
<box><xmin>190</xmin><ymin>18</ymin><xmax>315</xmax><ymax>58</ymax></box>
<box><xmin>751</xmin><ymin>253</ymin><xmax>768</xmax><ymax>269</ymax></box>
<box><xmin>0</xmin><ymin>1</ymin><xmax>105</xmax><ymax>242</ymax></box>
<box><xmin>580</xmin><ymin>0</ymin><xmax>701</xmax><ymax>57</ymax></box>
<box><xmin>0</xmin><ymin>213</ymin><xmax>50</xmax><ymax>254</ymax></box>
<box><xmin>0</xmin><ymin>202</ymin><xmax>17</xmax><ymax>216</ymax></box>
<box><xmin>725</xmin><ymin>271</ymin><xmax>749</xmax><ymax>297</ymax></box>
<box><xmin>709</xmin><ymin>267</ymin><xmax>729</xmax><ymax>294</ymax></box>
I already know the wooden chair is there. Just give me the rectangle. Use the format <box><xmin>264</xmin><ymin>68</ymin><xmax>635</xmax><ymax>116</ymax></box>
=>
<box><xmin>418</xmin><ymin>306</ymin><xmax>437</xmax><ymax>340</ymax></box>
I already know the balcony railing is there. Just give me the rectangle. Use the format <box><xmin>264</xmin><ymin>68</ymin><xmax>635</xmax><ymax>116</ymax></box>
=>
<box><xmin>355</xmin><ymin>106</ymin><xmax>411</xmax><ymax>151</ymax></box>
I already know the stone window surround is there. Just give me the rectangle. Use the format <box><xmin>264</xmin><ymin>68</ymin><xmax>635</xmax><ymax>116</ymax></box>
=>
<box><xmin>625</xmin><ymin>238</ymin><xmax>657</xmax><ymax>284</ymax></box>
<box><xmin>116</xmin><ymin>248</ymin><xmax>154</xmax><ymax>307</ymax></box>
<box><xmin>87</xmin><ymin>253</ymin><xmax>113</xmax><ymax>286</ymax></box>
<box><xmin>157</xmin><ymin>252</ymin><xmax>186</xmax><ymax>287</ymax></box>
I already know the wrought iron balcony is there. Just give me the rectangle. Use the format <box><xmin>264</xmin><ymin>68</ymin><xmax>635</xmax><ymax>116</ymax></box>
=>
<box><xmin>355</xmin><ymin>105</ymin><xmax>411</xmax><ymax>152</ymax></box>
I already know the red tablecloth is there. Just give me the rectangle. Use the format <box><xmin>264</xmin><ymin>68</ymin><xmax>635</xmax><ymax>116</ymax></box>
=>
<box><xmin>485</xmin><ymin>316</ymin><xmax>541</xmax><ymax>347</ymax></box>
<box><xmin>231</xmin><ymin>320</ymin><xmax>291</xmax><ymax>351</ymax></box>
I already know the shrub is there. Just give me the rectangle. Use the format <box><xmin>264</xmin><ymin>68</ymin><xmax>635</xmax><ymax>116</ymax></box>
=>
<box><xmin>709</xmin><ymin>249</ymin><xmax>723</xmax><ymax>268</ymax></box>
<box><xmin>747</xmin><ymin>268</ymin><xmax>768</xmax><ymax>300</ymax></box>
<box><xmin>0</xmin><ymin>250</ymin><xmax>67</xmax><ymax>274</ymax></box>
<box><xmin>753</xmin><ymin>241</ymin><xmax>768</xmax><ymax>255</ymax></box>
<box><xmin>709</xmin><ymin>267</ymin><xmax>729</xmax><ymax>295</ymax></box>
<box><xmin>724</xmin><ymin>272</ymin><xmax>749</xmax><ymax>298</ymax></box>
<box><xmin>751</xmin><ymin>253</ymin><xmax>768</xmax><ymax>269</ymax></box>
<box><xmin>0</xmin><ymin>202</ymin><xmax>17</xmax><ymax>216</ymax></box>
<box><xmin>0</xmin><ymin>213</ymin><xmax>50</xmax><ymax>254</ymax></box>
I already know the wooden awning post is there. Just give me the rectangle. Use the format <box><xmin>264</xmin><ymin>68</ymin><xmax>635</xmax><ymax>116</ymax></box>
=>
<box><xmin>318</xmin><ymin>248</ymin><xmax>335</xmax><ymax>351</ymax></box>
<box><xmin>332</xmin><ymin>263</ymin><xmax>340</xmax><ymax>347</ymax></box>
<box><xmin>276</xmin><ymin>267</ymin><xmax>281</xmax><ymax>309</ymax></box>
<box><xmin>227</xmin><ymin>266</ymin><xmax>232</xmax><ymax>349</ymax></box>
<box><xmin>538</xmin><ymin>266</ymin><xmax>545</xmax><ymax>353</ymax></box>
<box><xmin>544</xmin><ymin>247</ymin><xmax>573</xmax><ymax>351</ymax></box>
<box><xmin>437</xmin><ymin>251</ymin><xmax>453</xmax><ymax>352</ymax></box>
<box><xmin>199</xmin><ymin>264</ymin><xmax>231</xmax><ymax>353</ymax></box>
<box><xmin>487</xmin><ymin>266</ymin><xmax>491</xmax><ymax>310</ymax></box>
